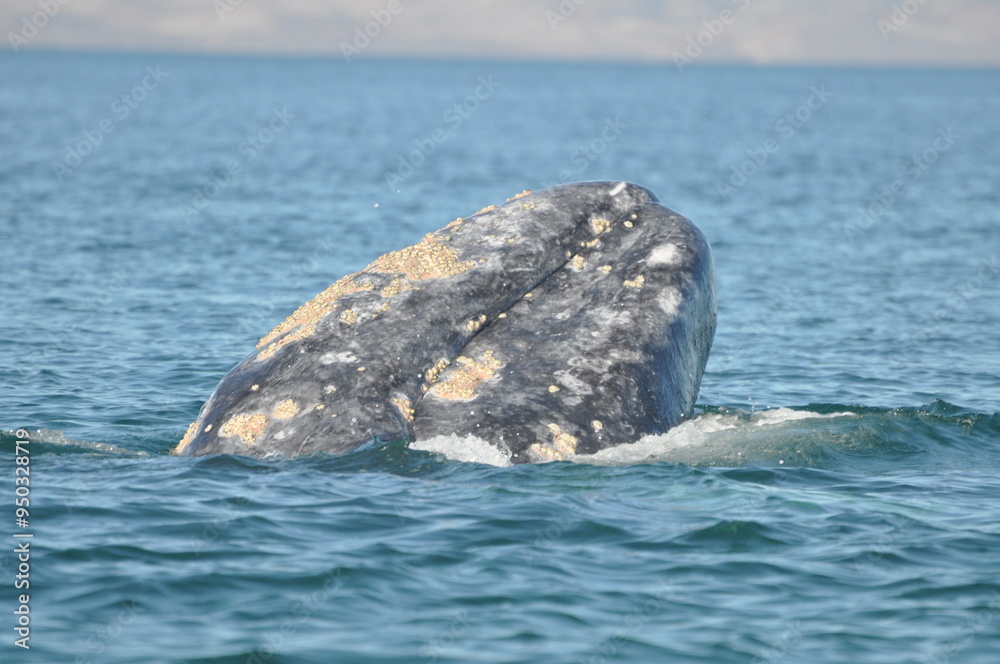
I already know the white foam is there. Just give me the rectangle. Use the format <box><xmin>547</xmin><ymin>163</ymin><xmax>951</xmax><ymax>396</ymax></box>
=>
<box><xmin>578</xmin><ymin>407</ymin><xmax>856</xmax><ymax>466</ymax></box>
<box><xmin>409</xmin><ymin>408</ymin><xmax>855</xmax><ymax>468</ymax></box>
<box><xmin>411</xmin><ymin>433</ymin><xmax>512</xmax><ymax>467</ymax></box>
<box><xmin>749</xmin><ymin>407</ymin><xmax>854</xmax><ymax>426</ymax></box>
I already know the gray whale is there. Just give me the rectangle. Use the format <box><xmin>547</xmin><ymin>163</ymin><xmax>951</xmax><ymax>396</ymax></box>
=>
<box><xmin>173</xmin><ymin>182</ymin><xmax>716</xmax><ymax>463</ymax></box>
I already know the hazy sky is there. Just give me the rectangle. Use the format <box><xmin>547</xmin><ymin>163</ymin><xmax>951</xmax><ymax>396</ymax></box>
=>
<box><xmin>4</xmin><ymin>0</ymin><xmax>999</xmax><ymax>66</ymax></box>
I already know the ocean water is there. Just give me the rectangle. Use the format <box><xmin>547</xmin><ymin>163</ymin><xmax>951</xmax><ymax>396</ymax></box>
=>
<box><xmin>2</xmin><ymin>52</ymin><xmax>999</xmax><ymax>663</ymax></box>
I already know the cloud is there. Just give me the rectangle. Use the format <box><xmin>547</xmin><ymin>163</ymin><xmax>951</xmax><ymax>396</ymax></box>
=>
<box><xmin>3</xmin><ymin>0</ymin><xmax>999</xmax><ymax>66</ymax></box>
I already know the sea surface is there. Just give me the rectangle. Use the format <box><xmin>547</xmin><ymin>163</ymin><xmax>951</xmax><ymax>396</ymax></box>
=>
<box><xmin>2</xmin><ymin>52</ymin><xmax>999</xmax><ymax>663</ymax></box>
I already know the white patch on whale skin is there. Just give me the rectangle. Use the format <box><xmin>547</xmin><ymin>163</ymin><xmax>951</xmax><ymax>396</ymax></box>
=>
<box><xmin>609</xmin><ymin>181</ymin><xmax>627</xmax><ymax>196</ymax></box>
<box><xmin>593</xmin><ymin>308</ymin><xmax>636</xmax><ymax>330</ymax></box>
<box><xmin>568</xmin><ymin>350</ymin><xmax>640</xmax><ymax>371</ymax></box>
<box><xmin>553</xmin><ymin>369</ymin><xmax>593</xmax><ymax>395</ymax></box>
<box><xmin>411</xmin><ymin>434</ymin><xmax>512</xmax><ymax>467</ymax></box>
<box><xmin>646</xmin><ymin>244</ymin><xmax>680</xmax><ymax>267</ymax></box>
<box><xmin>657</xmin><ymin>288</ymin><xmax>682</xmax><ymax>315</ymax></box>
<box><xmin>319</xmin><ymin>351</ymin><xmax>357</xmax><ymax>365</ymax></box>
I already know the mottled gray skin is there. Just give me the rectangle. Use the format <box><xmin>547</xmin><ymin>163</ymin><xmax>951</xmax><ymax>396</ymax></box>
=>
<box><xmin>413</xmin><ymin>202</ymin><xmax>716</xmax><ymax>463</ymax></box>
<box><xmin>174</xmin><ymin>182</ymin><xmax>671</xmax><ymax>458</ymax></box>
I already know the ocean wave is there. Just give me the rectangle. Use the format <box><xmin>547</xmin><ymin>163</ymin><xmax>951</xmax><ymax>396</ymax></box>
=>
<box><xmin>5</xmin><ymin>402</ymin><xmax>997</xmax><ymax>474</ymax></box>
<box><xmin>410</xmin><ymin>402</ymin><xmax>1000</xmax><ymax>470</ymax></box>
<box><xmin>0</xmin><ymin>428</ymin><xmax>146</xmax><ymax>456</ymax></box>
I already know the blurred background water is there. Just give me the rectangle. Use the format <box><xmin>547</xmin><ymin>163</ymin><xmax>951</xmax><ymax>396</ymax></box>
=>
<box><xmin>1</xmin><ymin>52</ymin><xmax>999</xmax><ymax>663</ymax></box>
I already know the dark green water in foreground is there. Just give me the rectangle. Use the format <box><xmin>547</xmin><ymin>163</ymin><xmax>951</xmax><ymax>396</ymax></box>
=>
<box><xmin>2</xmin><ymin>53</ymin><xmax>999</xmax><ymax>663</ymax></box>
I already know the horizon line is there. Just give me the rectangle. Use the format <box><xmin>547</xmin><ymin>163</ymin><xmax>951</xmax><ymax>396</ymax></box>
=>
<box><xmin>5</xmin><ymin>46</ymin><xmax>1000</xmax><ymax>72</ymax></box>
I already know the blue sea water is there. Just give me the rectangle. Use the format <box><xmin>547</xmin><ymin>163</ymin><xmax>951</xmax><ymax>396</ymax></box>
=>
<box><xmin>2</xmin><ymin>52</ymin><xmax>999</xmax><ymax>663</ymax></box>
